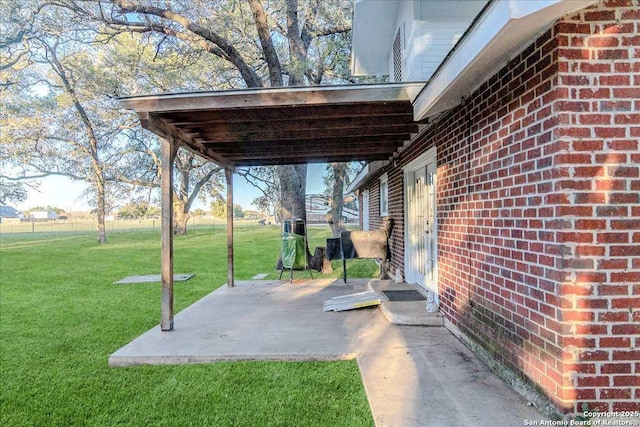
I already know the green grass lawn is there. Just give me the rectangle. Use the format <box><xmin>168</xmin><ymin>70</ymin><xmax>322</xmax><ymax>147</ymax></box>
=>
<box><xmin>0</xmin><ymin>225</ymin><xmax>376</xmax><ymax>426</ymax></box>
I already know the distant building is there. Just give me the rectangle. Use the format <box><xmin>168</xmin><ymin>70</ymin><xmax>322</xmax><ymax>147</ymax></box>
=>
<box><xmin>243</xmin><ymin>210</ymin><xmax>262</xmax><ymax>220</ymax></box>
<box><xmin>30</xmin><ymin>210</ymin><xmax>58</xmax><ymax>221</ymax></box>
<box><xmin>0</xmin><ymin>205</ymin><xmax>23</xmax><ymax>223</ymax></box>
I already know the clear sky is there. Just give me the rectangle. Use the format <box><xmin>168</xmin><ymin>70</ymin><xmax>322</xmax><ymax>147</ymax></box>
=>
<box><xmin>15</xmin><ymin>163</ymin><xmax>328</xmax><ymax>213</ymax></box>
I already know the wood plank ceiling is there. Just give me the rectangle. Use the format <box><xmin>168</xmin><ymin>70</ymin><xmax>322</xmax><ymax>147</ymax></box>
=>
<box><xmin>119</xmin><ymin>83</ymin><xmax>423</xmax><ymax>168</ymax></box>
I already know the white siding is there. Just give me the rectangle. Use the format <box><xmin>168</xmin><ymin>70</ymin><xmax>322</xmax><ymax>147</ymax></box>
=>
<box><xmin>406</xmin><ymin>20</ymin><xmax>470</xmax><ymax>81</ymax></box>
<box><xmin>388</xmin><ymin>0</ymin><xmax>487</xmax><ymax>82</ymax></box>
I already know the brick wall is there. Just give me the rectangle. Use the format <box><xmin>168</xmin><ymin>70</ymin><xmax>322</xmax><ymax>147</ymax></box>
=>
<box><xmin>359</xmin><ymin>0</ymin><xmax>639</xmax><ymax>416</ymax></box>
<box><xmin>552</xmin><ymin>0</ymin><xmax>640</xmax><ymax>413</ymax></box>
<box><xmin>359</xmin><ymin>170</ymin><xmax>406</xmax><ymax>274</ymax></box>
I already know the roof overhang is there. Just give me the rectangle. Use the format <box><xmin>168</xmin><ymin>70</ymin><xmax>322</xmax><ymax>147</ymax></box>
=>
<box><xmin>413</xmin><ymin>0</ymin><xmax>598</xmax><ymax>120</ymax></box>
<box><xmin>345</xmin><ymin>160</ymin><xmax>388</xmax><ymax>194</ymax></box>
<box><xmin>350</xmin><ymin>0</ymin><xmax>598</xmax><ymax>192</ymax></box>
<box><xmin>119</xmin><ymin>83</ymin><xmax>425</xmax><ymax>168</ymax></box>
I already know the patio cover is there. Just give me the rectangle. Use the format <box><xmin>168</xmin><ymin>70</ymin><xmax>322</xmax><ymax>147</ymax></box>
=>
<box><xmin>118</xmin><ymin>82</ymin><xmax>424</xmax><ymax>331</ymax></box>
<box><xmin>119</xmin><ymin>82</ymin><xmax>423</xmax><ymax>168</ymax></box>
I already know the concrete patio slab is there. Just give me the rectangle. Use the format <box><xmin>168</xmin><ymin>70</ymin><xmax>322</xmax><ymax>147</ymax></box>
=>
<box><xmin>110</xmin><ymin>279</ymin><xmax>547</xmax><ymax>426</ymax></box>
<box><xmin>369</xmin><ymin>280</ymin><xmax>444</xmax><ymax>326</ymax></box>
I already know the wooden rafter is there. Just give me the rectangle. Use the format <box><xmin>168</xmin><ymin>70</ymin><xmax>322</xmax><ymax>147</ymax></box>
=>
<box><xmin>121</xmin><ymin>83</ymin><xmax>421</xmax><ymax>167</ymax></box>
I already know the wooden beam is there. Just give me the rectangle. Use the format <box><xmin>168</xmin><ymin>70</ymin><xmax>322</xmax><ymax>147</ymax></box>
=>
<box><xmin>223</xmin><ymin>146</ymin><xmax>401</xmax><ymax>161</ymax></box>
<box><xmin>197</xmin><ymin>124</ymin><xmax>419</xmax><ymax>143</ymax></box>
<box><xmin>180</xmin><ymin>115</ymin><xmax>415</xmax><ymax>134</ymax></box>
<box><xmin>160</xmin><ymin>137</ymin><xmax>175</xmax><ymax>331</ymax></box>
<box><xmin>139</xmin><ymin>113</ymin><xmax>233</xmax><ymax>168</ymax></box>
<box><xmin>209</xmin><ymin>139</ymin><xmax>406</xmax><ymax>154</ymax></box>
<box><xmin>225</xmin><ymin>168</ymin><xmax>234</xmax><ymax>288</ymax></box>
<box><xmin>163</xmin><ymin>104</ymin><xmax>413</xmax><ymax>125</ymax></box>
<box><xmin>235</xmin><ymin>153</ymin><xmax>393</xmax><ymax>166</ymax></box>
<box><xmin>203</xmin><ymin>135</ymin><xmax>409</xmax><ymax>151</ymax></box>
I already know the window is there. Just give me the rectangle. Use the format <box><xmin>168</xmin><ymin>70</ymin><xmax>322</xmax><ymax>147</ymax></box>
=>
<box><xmin>379</xmin><ymin>173</ymin><xmax>389</xmax><ymax>217</ymax></box>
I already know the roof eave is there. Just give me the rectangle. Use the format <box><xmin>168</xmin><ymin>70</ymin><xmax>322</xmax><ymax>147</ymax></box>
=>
<box><xmin>346</xmin><ymin>160</ymin><xmax>389</xmax><ymax>194</ymax></box>
<box><xmin>118</xmin><ymin>83</ymin><xmax>423</xmax><ymax>113</ymax></box>
<box><xmin>413</xmin><ymin>0</ymin><xmax>598</xmax><ymax>120</ymax></box>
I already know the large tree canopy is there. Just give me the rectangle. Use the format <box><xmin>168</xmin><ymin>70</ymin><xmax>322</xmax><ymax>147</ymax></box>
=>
<box><xmin>2</xmin><ymin>0</ymin><xmax>362</xmax><ymax>242</ymax></box>
<box><xmin>66</xmin><ymin>0</ymin><xmax>355</xmax><ymax>221</ymax></box>
<box><xmin>1</xmin><ymin>1</ymin><xmax>231</xmax><ymax>240</ymax></box>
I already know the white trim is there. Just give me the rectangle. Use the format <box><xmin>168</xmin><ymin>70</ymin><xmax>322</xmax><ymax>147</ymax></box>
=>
<box><xmin>403</xmin><ymin>146</ymin><xmax>437</xmax><ymax>287</ymax></box>
<box><xmin>413</xmin><ymin>0</ymin><xmax>598</xmax><ymax>120</ymax></box>
<box><xmin>362</xmin><ymin>190</ymin><xmax>370</xmax><ymax>231</ymax></box>
<box><xmin>402</xmin><ymin>146</ymin><xmax>436</xmax><ymax>172</ymax></box>
<box><xmin>379</xmin><ymin>173</ymin><xmax>389</xmax><ymax>217</ymax></box>
<box><xmin>346</xmin><ymin>160</ymin><xmax>388</xmax><ymax>194</ymax></box>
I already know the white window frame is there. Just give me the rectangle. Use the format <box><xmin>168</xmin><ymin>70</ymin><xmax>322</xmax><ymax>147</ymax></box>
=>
<box><xmin>379</xmin><ymin>173</ymin><xmax>389</xmax><ymax>217</ymax></box>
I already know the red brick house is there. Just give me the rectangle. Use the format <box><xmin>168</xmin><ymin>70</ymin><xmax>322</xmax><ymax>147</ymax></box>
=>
<box><xmin>121</xmin><ymin>0</ymin><xmax>638</xmax><ymax>418</ymax></box>
<box><xmin>347</xmin><ymin>0</ymin><xmax>639</xmax><ymax>417</ymax></box>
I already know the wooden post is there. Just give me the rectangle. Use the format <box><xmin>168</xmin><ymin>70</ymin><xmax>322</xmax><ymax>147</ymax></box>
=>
<box><xmin>226</xmin><ymin>168</ymin><xmax>234</xmax><ymax>288</ymax></box>
<box><xmin>161</xmin><ymin>138</ymin><xmax>175</xmax><ymax>331</ymax></box>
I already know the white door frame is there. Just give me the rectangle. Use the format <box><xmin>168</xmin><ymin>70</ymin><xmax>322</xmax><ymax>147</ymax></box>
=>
<box><xmin>362</xmin><ymin>189</ymin><xmax>370</xmax><ymax>231</ymax></box>
<box><xmin>403</xmin><ymin>147</ymin><xmax>438</xmax><ymax>294</ymax></box>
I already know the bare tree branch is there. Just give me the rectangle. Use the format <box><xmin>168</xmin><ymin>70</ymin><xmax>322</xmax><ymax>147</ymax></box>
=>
<box><xmin>248</xmin><ymin>0</ymin><xmax>282</xmax><ymax>87</ymax></box>
<box><xmin>112</xmin><ymin>0</ymin><xmax>263</xmax><ymax>87</ymax></box>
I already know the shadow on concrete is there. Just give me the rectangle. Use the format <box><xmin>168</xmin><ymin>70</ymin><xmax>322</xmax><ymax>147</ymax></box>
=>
<box><xmin>110</xmin><ymin>279</ymin><xmax>546</xmax><ymax>427</ymax></box>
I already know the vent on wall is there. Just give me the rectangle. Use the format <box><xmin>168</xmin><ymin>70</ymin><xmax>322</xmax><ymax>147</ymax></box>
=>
<box><xmin>393</xmin><ymin>28</ymin><xmax>402</xmax><ymax>82</ymax></box>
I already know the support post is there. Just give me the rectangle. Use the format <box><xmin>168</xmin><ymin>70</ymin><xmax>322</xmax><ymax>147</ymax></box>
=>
<box><xmin>161</xmin><ymin>138</ymin><xmax>175</xmax><ymax>331</ymax></box>
<box><xmin>226</xmin><ymin>168</ymin><xmax>234</xmax><ymax>287</ymax></box>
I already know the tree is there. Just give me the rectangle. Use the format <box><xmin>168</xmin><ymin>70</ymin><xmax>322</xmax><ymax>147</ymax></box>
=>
<box><xmin>233</xmin><ymin>204</ymin><xmax>244</xmax><ymax>219</ymax></box>
<box><xmin>1</xmin><ymin>3</ymin><xmax>228</xmax><ymax>240</ymax></box>
<box><xmin>323</xmin><ymin>161</ymin><xmax>363</xmax><ymax>235</ymax></box>
<box><xmin>62</xmin><ymin>0</ymin><xmax>353</xmax><ymax>222</ymax></box>
<box><xmin>237</xmin><ymin>166</ymin><xmax>281</xmax><ymax>222</ymax></box>
<box><xmin>0</xmin><ymin>179</ymin><xmax>28</xmax><ymax>205</ymax></box>
<box><xmin>117</xmin><ymin>201</ymin><xmax>159</xmax><ymax>219</ymax></box>
<box><xmin>210</xmin><ymin>199</ymin><xmax>226</xmax><ymax>219</ymax></box>
<box><xmin>1</xmin><ymin>10</ymin><xmax>124</xmax><ymax>243</ymax></box>
<box><xmin>0</xmin><ymin>144</ymin><xmax>30</xmax><ymax>204</ymax></box>
<box><xmin>327</xmin><ymin>162</ymin><xmax>346</xmax><ymax>235</ymax></box>
<box><xmin>173</xmin><ymin>150</ymin><xmax>223</xmax><ymax>234</ymax></box>
<box><xmin>102</xmin><ymin>31</ymin><xmax>228</xmax><ymax>235</ymax></box>
<box><xmin>3</xmin><ymin>0</ymin><xmax>359</xmax><ymax>244</ymax></box>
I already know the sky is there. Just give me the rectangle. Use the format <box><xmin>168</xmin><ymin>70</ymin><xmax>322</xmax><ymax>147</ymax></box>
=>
<box><xmin>14</xmin><ymin>163</ymin><xmax>328</xmax><ymax>213</ymax></box>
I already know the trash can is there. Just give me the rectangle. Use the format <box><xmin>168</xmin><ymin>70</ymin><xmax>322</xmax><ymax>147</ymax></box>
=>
<box><xmin>281</xmin><ymin>232</ymin><xmax>306</xmax><ymax>269</ymax></box>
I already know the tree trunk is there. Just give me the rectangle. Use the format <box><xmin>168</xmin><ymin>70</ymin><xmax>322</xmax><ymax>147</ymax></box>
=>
<box><xmin>174</xmin><ymin>200</ymin><xmax>190</xmax><ymax>235</ymax></box>
<box><xmin>96</xmin><ymin>179</ymin><xmax>107</xmax><ymax>244</ymax></box>
<box><xmin>173</xmin><ymin>151</ymin><xmax>191</xmax><ymax>235</ymax></box>
<box><xmin>278</xmin><ymin>164</ymin><xmax>307</xmax><ymax>220</ymax></box>
<box><xmin>329</xmin><ymin>163</ymin><xmax>346</xmax><ymax>236</ymax></box>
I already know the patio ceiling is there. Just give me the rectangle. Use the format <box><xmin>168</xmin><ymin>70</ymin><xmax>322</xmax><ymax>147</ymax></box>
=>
<box><xmin>119</xmin><ymin>83</ymin><xmax>424</xmax><ymax>168</ymax></box>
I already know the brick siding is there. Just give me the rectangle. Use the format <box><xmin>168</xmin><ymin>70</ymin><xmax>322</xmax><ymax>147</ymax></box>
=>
<box><xmin>358</xmin><ymin>0</ymin><xmax>639</xmax><ymax>415</ymax></box>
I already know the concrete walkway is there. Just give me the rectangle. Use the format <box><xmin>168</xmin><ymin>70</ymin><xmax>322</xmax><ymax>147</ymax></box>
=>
<box><xmin>110</xmin><ymin>279</ymin><xmax>546</xmax><ymax>426</ymax></box>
